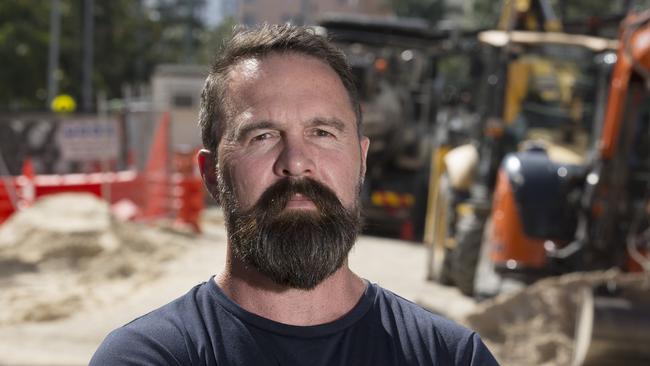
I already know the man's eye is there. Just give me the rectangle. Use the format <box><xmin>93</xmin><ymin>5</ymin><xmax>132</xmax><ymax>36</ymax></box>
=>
<box><xmin>251</xmin><ymin>132</ymin><xmax>272</xmax><ymax>142</ymax></box>
<box><xmin>314</xmin><ymin>129</ymin><xmax>335</xmax><ymax>138</ymax></box>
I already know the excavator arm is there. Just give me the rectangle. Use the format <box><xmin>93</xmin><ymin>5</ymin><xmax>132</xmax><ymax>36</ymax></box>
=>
<box><xmin>600</xmin><ymin>9</ymin><xmax>650</xmax><ymax>159</ymax></box>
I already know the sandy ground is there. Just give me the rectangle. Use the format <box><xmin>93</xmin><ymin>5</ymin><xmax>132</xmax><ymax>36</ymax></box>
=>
<box><xmin>0</xmin><ymin>195</ymin><xmax>474</xmax><ymax>366</ymax></box>
<box><xmin>467</xmin><ymin>270</ymin><xmax>650</xmax><ymax>366</ymax></box>
<box><xmin>1</xmin><ymin>194</ymin><xmax>649</xmax><ymax>366</ymax></box>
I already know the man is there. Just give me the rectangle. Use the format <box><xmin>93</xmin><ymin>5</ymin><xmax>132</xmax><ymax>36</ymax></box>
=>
<box><xmin>91</xmin><ymin>24</ymin><xmax>499</xmax><ymax>366</ymax></box>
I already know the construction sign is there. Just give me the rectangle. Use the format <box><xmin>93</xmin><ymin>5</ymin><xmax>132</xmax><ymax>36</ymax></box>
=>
<box><xmin>57</xmin><ymin>119</ymin><xmax>119</xmax><ymax>161</ymax></box>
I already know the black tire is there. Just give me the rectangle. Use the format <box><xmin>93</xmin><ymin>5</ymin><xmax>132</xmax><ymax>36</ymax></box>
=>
<box><xmin>437</xmin><ymin>247</ymin><xmax>455</xmax><ymax>285</ymax></box>
<box><xmin>427</xmin><ymin>244</ymin><xmax>455</xmax><ymax>285</ymax></box>
<box><xmin>426</xmin><ymin>234</ymin><xmax>454</xmax><ymax>284</ymax></box>
<box><xmin>412</xmin><ymin>173</ymin><xmax>430</xmax><ymax>242</ymax></box>
<box><xmin>450</xmin><ymin>214</ymin><xmax>485</xmax><ymax>296</ymax></box>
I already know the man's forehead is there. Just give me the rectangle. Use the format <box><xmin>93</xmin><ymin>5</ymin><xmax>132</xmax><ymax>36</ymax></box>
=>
<box><xmin>224</xmin><ymin>52</ymin><xmax>350</xmax><ymax>117</ymax></box>
<box><xmin>227</xmin><ymin>52</ymin><xmax>339</xmax><ymax>85</ymax></box>
<box><xmin>217</xmin><ymin>52</ymin><xmax>357</xmax><ymax>147</ymax></box>
<box><xmin>228</xmin><ymin>57</ymin><xmax>262</xmax><ymax>84</ymax></box>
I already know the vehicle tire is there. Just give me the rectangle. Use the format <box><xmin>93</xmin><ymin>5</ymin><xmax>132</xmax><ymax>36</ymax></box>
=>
<box><xmin>413</xmin><ymin>164</ymin><xmax>433</xmax><ymax>242</ymax></box>
<box><xmin>436</xmin><ymin>247</ymin><xmax>455</xmax><ymax>285</ymax></box>
<box><xmin>450</xmin><ymin>213</ymin><xmax>485</xmax><ymax>296</ymax></box>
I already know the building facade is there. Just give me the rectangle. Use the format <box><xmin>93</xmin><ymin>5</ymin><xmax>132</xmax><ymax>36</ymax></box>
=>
<box><xmin>235</xmin><ymin>0</ymin><xmax>393</xmax><ymax>26</ymax></box>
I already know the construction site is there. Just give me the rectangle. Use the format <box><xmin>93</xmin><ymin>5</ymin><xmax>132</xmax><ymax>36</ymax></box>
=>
<box><xmin>1</xmin><ymin>0</ymin><xmax>650</xmax><ymax>365</ymax></box>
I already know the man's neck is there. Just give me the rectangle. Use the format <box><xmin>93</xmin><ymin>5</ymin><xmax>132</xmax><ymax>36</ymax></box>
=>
<box><xmin>215</xmin><ymin>254</ymin><xmax>366</xmax><ymax>326</ymax></box>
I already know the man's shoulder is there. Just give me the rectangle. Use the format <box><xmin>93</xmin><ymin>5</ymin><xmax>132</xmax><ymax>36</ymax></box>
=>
<box><xmin>90</xmin><ymin>280</ymin><xmax>214</xmax><ymax>366</ymax></box>
<box><xmin>370</xmin><ymin>284</ymin><xmax>500</xmax><ymax>365</ymax></box>
<box><xmin>372</xmin><ymin>284</ymin><xmax>469</xmax><ymax>335</ymax></box>
<box><xmin>123</xmin><ymin>279</ymin><xmax>210</xmax><ymax>334</ymax></box>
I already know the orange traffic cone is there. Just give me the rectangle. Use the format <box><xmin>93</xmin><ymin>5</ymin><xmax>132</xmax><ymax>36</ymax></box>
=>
<box><xmin>18</xmin><ymin>158</ymin><xmax>36</xmax><ymax>207</ymax></box>
<box><xmin>143</xmin><ymin>112</ymin><xmax>171</xmax><ymax>218</ymax></box>
<box><xmin>22</xmin><ymin>158</ymin><xmax>35</xmax><ymax>179</ymax></box>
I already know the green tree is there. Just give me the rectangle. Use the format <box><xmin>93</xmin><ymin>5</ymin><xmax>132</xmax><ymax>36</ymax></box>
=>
<box><xmin>0</xmin><ymin>0</ymin><xmax>210</xmax><ymax>112</ymax></box>
<box><xmin>0</xmin><ymin>1</ymin><xmax>51</xmax><ymax>110</ymax></box>
<box><xmin>198</xmin><ymin>16</ymin><xmax>237</xmax><ymax>65</ymax></box>
<box><xmin>93</xmin><ymin>0</ymin><xmax>163</xmax><ymax>100</ymax></box>
<box><xmin>150</xmin><ymin>0</ymin><xmax>207</xmax><ymax>64</ymax></box>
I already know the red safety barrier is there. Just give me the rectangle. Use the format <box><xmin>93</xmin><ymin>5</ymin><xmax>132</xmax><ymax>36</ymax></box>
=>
<box><xmin>172</xmin><ymin>173</ymin><xmax>204</xmax><ymax>232</ymax></box>
<box><xmin>0</xmin><ymin>171</ymin><xmax>143</xmax><ymax>225</ymax></box>
<box><xmin>0</xmin><ymin>180</ymin><xmax>16</xmax><ymax>222</ymax></box>
<box><xmin>0</xmin><ymin>112</ymin><xmax>205</xmax><ymax>232</ymax></box>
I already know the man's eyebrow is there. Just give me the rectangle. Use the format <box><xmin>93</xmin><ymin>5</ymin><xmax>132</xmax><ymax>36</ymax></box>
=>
<box><xmin>307</xmin><ymin>117</ymin><xmax>347</xmax><ymax>132</ymax></box>
<box><xmin>232</xmin><ymin>118</ymin><xmax>348</xmax><ymax>141</ymax></box>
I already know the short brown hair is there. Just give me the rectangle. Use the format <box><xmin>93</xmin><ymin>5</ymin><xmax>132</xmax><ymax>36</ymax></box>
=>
<box><xmin>198</xmin><ymin>24</ymin><xmax>361</xmax><ymax>152</ymax></box>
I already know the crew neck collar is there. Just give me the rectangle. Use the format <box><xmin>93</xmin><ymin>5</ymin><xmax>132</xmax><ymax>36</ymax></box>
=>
<box><xmin>207</xmin><ymin>276</ymin><xmax>376</xmax><ymax>338</ymax></box>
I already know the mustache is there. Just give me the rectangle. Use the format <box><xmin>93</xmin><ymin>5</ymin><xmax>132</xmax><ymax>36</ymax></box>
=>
<box><xmin>249</xmin><ymin>177</ymin><xmax>345</xmax><ymax>218</ymax></box>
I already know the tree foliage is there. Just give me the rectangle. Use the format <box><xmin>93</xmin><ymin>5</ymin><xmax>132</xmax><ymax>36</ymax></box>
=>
<box><xmin>0</xmin><ymin>0</ymin><xmax>210</xmax><ymax>112</ymax></box>
<box><xmin>0</xmin><ymin>1</ymin><xmax>51</xmax><ymax>110</ymax></box>
<box><xmin>198</xmin><ymin>16</ymin><xmax>236</xmax><ymax>65</ymax></box>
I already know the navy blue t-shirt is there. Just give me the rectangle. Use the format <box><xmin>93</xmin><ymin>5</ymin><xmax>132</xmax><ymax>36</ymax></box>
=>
<box><xmin>90</xmin><ymin>278</ymin><xmax>499</xmax><ymax>365</ymax></box>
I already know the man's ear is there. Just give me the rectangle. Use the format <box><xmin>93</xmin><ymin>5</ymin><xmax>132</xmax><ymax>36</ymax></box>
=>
<box><xmin>359</xmin><ymin>136</ymin><xmax>370</xmax><ymax>179</ymax></box>
<box><xmin>197</xmin><ymin>149</ymin><xmax>220</xmax><ymax>203</ymax></box>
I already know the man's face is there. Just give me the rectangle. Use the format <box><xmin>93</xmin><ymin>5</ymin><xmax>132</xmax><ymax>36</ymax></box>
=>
<box><xmin>218</xmin><ymin>53</ymin><xmax>368</xmax><ymax>212</ymax></box>
<box><xmin>209</xmin><ymin>53</ymin><xmax>369</xmax><ymax>289</ymax></box>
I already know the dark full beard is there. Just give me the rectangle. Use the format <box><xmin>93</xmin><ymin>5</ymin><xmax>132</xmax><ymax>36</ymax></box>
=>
<box><xmin>221</xmin><ymin>177</ymin><xmax>361</xmax><ymax>290</ymax></box>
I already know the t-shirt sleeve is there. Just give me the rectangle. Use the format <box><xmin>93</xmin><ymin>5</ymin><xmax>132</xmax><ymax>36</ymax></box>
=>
<box><xmin>462</xmin><ymin>332</ymin><xmax>500</xmax><ymax>366</ymax></box>
<box><xmin>89</xmin><ymin>325</ymin><xmax>190</xmax><ymax>366</ymax></box>
<box><xmin>432</xmin><ymin>315</ymin><xmax>500</xmax><ymax>366</ymax></box>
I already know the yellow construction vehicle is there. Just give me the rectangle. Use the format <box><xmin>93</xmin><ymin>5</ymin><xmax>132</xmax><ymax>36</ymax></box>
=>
<box><xmin>424</xmin><ymin>0</ymin><xmax>619</xmax><ymax>294</ymax></box>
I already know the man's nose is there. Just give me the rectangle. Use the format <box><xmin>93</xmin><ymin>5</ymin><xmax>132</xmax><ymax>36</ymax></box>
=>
<box><xmin>273</xmin><ymin>137</ymin><xmax>315</xmax><ymax>177</ymax></box>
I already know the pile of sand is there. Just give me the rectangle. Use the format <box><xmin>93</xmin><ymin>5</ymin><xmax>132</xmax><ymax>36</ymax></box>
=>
<box><xmin>465</xmin><ymin>270</ymin><xmax>650</xmax><ymax>366</ymax></box>
<box><xmin>0</xmin><ymin>193</ymin><xmax>195</xmax><ymax>325</ymax></box>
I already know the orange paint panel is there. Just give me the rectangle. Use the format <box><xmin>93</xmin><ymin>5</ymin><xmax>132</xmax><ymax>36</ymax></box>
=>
<box><xmin>600</xmin><ymin>17</ymin><xmax>650</xmax><ymax>159</ymax></box>
<box><xmin>490</xmin><ymin>170</ymin><xmax>547</xmax><ymax>269</ymax></box>
<box><xmin>626</xmin><ymin>249</ymin><xmax>648</xmax><ymax>273</ymax></box>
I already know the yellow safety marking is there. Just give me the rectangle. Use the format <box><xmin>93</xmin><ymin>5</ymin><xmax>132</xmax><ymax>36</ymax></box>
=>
<box><xmin>371</xmin><ymin>191</ymin><xmax>384</xmax><ymax>206</ymax></box>
<box><xmin>385</xmin><ymin>191</ymin><xmax>400</xmax><ymax>207</ymax></box>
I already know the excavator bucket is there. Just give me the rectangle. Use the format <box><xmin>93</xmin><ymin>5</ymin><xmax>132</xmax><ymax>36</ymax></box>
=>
<box><xmin>572</xmin><ymin>284</ymin><xmax>650</xmax><ymax>365</ymax></box>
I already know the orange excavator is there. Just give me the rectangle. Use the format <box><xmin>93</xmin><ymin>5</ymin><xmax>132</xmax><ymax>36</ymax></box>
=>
<box><xmin>427</xmin><ymin>5</ymin><xmax>650</xmax><ymax>362</ymax></box>
<box><xmin>424</xmin><ymin>0</ymin><xmax>619</xmax><ymax>293</ymax></box>
<box><xmin>490</xmin><ymin>8</ymin><xmax>650</xmax><ymax>283</ymax></box>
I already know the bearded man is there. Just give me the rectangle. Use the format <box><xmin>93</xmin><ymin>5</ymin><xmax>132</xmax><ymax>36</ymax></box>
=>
<box><xmin>90</xmin><ymin>24</ymin><xmax>499</xmax><ymax>366</ymax></box>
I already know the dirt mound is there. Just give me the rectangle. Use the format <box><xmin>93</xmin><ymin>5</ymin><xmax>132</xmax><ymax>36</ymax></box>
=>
<box><xmin>0</xmin><ymin>193</ymin><xmax>195</xmax><ymax>325</ymax></box>
<box><xmin>465</xmin><ymin>271</ymin><xmax>650</xmax><ymax>366</ymax></box>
